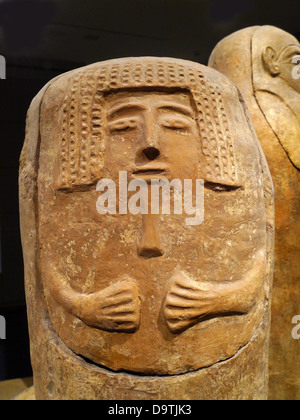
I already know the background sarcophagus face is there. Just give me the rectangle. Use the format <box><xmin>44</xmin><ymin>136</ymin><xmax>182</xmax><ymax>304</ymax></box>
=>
<box><xmin>19</xmin><ymin>57</ymin><xmax>274</xmax><ymax>400</ymax></box>
<box><xmin>209</xmin><ymin>26</ymin><xmax>300</xmax><ymax>401</ymax></box>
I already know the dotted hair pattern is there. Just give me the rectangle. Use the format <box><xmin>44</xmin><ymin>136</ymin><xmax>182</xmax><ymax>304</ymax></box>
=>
<box><xmin>59</xmin><ymin>59</ymin><xmax>239</xmax><ymax>190</ymax></box>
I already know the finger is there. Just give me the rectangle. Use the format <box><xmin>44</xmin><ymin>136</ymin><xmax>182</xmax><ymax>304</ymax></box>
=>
<box><xmin>113</xmin><ymin>316</ymin><xmax>140</xmax><ymax>327</ymax></box>
<box><xmin>102</xmin><ymin>279</ymin><xmax>138</xmax><ymax>299</ymax></box>
<box><xmin>117</xmin><ymin>322</ymin><xmax>139</xmax><ymax>332</ymax></box>
<box><xmin>102</xmin><ymin>296</ymin><xmax>140</xmax><ymax>313</ymax></box>
<box><xmin>166</xmin><ymin>319</ymin><xmax>198</xmax><ymax>333</ymax></box>
<box><xmin>105</xmin><ymin>307</ymin><xmax>139</xmax><ymax>318</ymax></box>
<box><xmin>164</xmin><ymin>307</ymin><xmax>203</xmax><ymax>321</ymax></box>
<box><xmin>165</xmin><ymin>295</ymin><xmax>198</xmax><ymax>309</ymax></box>
<box><xmin>101</xmin><ymin>286</ymin><xmax>140</xmax><ymax>308</ymax></box>
<box><xmin>101</xmin><ymin>297</ymin><xmax>135</xmax><ymax>311</ymax></box>
<box><xmin>106</xmin><ymin>288</ymin><xmax>136</xmax><ymax>300</ymax></box>
<box><xmin>168</xmin><ymin>287</ymin><xmax>201</xmax><ymax>301</ymax></box>
<box><xmin>101</xmin><ymin>321</ymin><xmax>138</xmax><ymax>333</ymax></box>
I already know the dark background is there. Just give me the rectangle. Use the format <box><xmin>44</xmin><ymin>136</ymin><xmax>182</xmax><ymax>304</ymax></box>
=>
<box><xmin>0</xmin><ymin>0</ymin><xmax>299</xmax><ymax>381</ymax></box>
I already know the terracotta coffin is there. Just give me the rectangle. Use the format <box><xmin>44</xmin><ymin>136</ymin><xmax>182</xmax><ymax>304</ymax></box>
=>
<box><xmin>19</xmin><ymin>57</ymin><xmax>274</xmax><ymax>400</ymax></box>
<box><xmin>209</xmin><ymin>25</ymin><xmax>300</xmax><ymax>400</ymax></box>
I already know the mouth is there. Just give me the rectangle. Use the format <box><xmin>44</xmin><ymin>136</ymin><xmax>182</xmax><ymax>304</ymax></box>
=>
<box><xmin>132</xmin><ymin>164</ymin><xmax>170</xmax><ymax>181</ymax></box>
<box><xmin>131</xmin><ymin>162</ymin><xmax>172</xmax><ymax>184</ymax></box>
<box><xmin>133</xmin><ymin>168</ymin><xmax>167</xmax><ymax>177</ymax></box>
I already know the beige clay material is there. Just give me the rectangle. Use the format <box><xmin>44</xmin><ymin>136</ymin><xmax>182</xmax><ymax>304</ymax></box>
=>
<box><xmin>19</xmin><ymin>57</ymin><xmax>274</xmax><ymax>400</ymax></box>
<box><xmin>209</xmin><ymin>26</ymin><xmax>300</xmax><ymax>400</ymax></box>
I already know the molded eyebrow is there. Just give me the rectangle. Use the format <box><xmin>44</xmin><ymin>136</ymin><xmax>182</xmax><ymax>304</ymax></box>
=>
<box><xmin>107</xmin><ymin>103</ymin><xmax>147</xmax><ymax>118</ymax></box>
<box><xmin>107</xmin><ymin>101</ymin><xmax>194</xmax><ymax>118</ymax></box>
<box><xmin>156</xmin><ymin>102</ymin><xmax>194</xmax><ymax>117</ymax></box>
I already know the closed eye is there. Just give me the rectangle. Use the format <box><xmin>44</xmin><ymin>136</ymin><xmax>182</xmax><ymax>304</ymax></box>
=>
<box><xmin>161</xmin><ymin>116</ymin><xmax>192</xmax><ymax>131</ymax></box>
<box><xmin>108</xmin><ymin>118</ymin><xmax>139</xmax><ymax>133</ymax></box>
<box><xmin>205</xmin><ymin>181</ymin><xmax>242</xmax><ymax>192</ymax></box>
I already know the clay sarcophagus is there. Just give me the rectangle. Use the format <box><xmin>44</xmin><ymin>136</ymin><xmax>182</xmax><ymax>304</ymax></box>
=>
<box><xmin>209</xmin><ymin>26</ymin><xmax>300</xmax><ymax>400</ymax></box>
<box><xmin>19</xmin><ymin>57</ymin><xmax>274</xmax><ymax>400</ymax></box>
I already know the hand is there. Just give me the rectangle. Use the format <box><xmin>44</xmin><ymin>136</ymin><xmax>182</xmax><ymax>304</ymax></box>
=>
<box><xmin>163</xmin><ymin>271</ymin><xmax>217</xmax><ymax>334</ymax></box>
<box><xmin>78</xmin><ymin>278</ymin><xmax>141</xmax><ymax>333</ymax></box>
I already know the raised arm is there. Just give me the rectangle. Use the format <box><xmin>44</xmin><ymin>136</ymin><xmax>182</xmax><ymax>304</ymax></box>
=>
<box><xmin>41</xmin><ymin>263</ymin><xmax>141</xmax><ymax>333</ymax></box>
<box><xmin>164</xmin><ymin>248</ymin><xmax>266</xmax><ymax>333</ymax></box>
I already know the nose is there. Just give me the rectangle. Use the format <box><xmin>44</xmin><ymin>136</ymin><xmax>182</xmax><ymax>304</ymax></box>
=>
<box><xmin>143</xmin><ymin>147</ymin><xmax>160</xmax><ymax>161</ymax></box>
<box><xmin>139</xmin><ymin>113</ymin><xmax>161</xmax><ymax>162</ymax></box>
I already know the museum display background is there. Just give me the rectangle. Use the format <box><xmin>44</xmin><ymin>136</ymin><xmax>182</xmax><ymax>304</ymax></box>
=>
<box><xmin>0</xmin><ymin>0</ymin><xmax>299</xmax><ymax>386</ymax></box>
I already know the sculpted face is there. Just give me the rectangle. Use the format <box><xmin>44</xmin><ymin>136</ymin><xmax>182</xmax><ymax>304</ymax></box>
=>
<box><xmin>36</xmin><ymin>60</ymin><xmax>270</xmax><ymax>376</ymax></box>
<box><xmin>254</xmin><ymin>27</ymin><xmax>300</xmax><ymax>168</ymax></box>
<box><xmin>208</xmin><ymin>27</ymin><xmax>299</xmax><ymax>400</ymax></box>
<box><xmin>105</xmin><ymin>91</ymin><xmax>199</xmax><ymax>184</ymax></box>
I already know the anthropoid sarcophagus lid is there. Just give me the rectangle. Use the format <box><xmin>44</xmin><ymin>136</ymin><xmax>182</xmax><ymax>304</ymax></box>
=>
<box><xmin>19</xmin><ymin>57</ymin><xmax>274</xmax><ymax>400</ymax></box>
<box><xmin>209</xmin><ymin>26</ymin><xmax>300</xmax><ymax>400</ymax></box>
